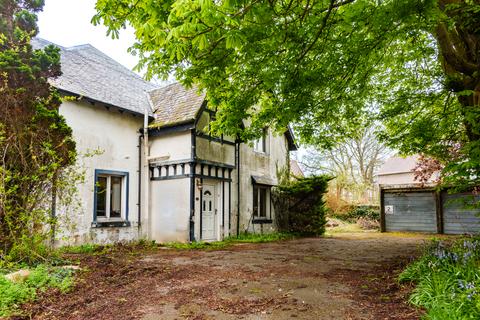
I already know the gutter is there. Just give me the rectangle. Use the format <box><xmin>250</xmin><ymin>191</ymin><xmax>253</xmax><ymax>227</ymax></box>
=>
<box><xmin>236</xmin><ymin>140</ymin><xmax>241</xmax><ymax>236</ymax></box>
<box><xmin>137</xmin><ymin>133</ymin><xmax>142</xmax><ymax>229</ymax></box>
<box><xmin>189</xmin><ymin>129</ymin><xmax>197</xmax><ymax>241</ymax></box>
<box><xmin>143</xmin><ymin>95</ymin><xmax>153</xmax><ymax>238</ymax></box>
<box><xmin>58</xmin><ymin>89</ymin><xmax>153</xmax><ymax>119</ymax></box>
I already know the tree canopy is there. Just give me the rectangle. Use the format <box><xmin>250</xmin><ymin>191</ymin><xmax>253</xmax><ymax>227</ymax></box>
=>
<box><xmin>93</xmin><ymin>0</ymin><xmax>480</xmax><ymax>187</ymax></box>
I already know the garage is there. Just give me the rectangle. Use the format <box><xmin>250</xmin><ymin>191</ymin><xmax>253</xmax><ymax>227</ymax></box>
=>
<box><xmin>383</xmin><ymin>190</ymin><xmax>437</xmax><ymax>233</ymax></box>
<box><xmin>380</xmin><ymin>187</ymin><xmax>480</xmax><ymax>234</ymax></box>
<box><xmin>378</xmin><ymin>156</ymin><xmax>480</xmax><ymax>234</ymax></box>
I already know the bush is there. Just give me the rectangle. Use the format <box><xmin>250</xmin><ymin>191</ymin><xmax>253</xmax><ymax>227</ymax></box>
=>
<box><xmin>324</xmin><ymin>193</ymin><xmax>355</xmax><ymax>216</ymax></box>
<box><xmin>399</xmin><ymin>238</ymin><xmax>480</xmax><ymax>319</ymax></box>
<box><xmin>356</xmin><ymin>217</ymin><xmax>380</xmax><ymax>230</ymax></box>
<box><xmin>333</xmin><ymin>206</ymin><xmax>380</xmax><ymax>223</ymax></box>
<box><xmin>272</xmin><ymin>175</ymin><xmax>330</xmax><ymax>236</ymax></box>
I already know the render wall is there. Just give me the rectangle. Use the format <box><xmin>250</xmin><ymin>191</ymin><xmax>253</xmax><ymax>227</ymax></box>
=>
<box><xmin>195</xmin><ymin>110</ymin><xmax>236</xmax><ymax>165</ymax></box>
<box><xmin>234</xmin><ymin>131</ymin><xmax>290</xmax><ymax>234</ymax></box>
<box><xmin>149</xmin><ymin>131</ymin><xmax>192</xmax><ymax>162</ymax></box>
<box><xmin>196</xmin><ymin>138</ymin><xmax>235</xmax><ymax>165</ymax></box>
<box><xmin>149</xmin><ymin>179</ymin><xmax>191</xmax><ymax>243</ymax></box>
<box><xmin>57</xmin><ymin>100</ymin><xmax>143</xmax><ymax>245</ymax></box>
<box><xmin>377</xmin><ymin>172</ymin><xmax>417</xmax><ymax>185</ymax></box>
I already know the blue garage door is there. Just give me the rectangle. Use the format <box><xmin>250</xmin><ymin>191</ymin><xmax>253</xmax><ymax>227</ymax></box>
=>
<box><xmin>384</xmin><ymin>191</ymin><xmax>437</xmax><ymax>233</ymax></box>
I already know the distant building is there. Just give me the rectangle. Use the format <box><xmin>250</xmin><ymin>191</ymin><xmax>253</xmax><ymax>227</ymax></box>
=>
<box><xmin>290</xmin><ymin>160</ymin><xmax>304</xmax><ymax>179</ymax></box>
<box><xmin>377</xmin><ymin>155</ymin><xmax>438</xmax><ymax>187</ymax></box>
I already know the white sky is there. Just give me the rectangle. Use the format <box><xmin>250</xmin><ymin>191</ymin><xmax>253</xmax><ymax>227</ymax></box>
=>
<box><xmin>37</xmin><ymin>0</ymin><xmax>138</xmax><ymax>71</ymax></box>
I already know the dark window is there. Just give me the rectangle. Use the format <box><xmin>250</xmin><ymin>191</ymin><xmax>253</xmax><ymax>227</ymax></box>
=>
<box><xmin>259</xmin><ymin>188</ymin><xmax>267</xmax><ymax>217</ymax></box>
<box><xmin>254</xmin><ymin>128</ymin><xmax>268</xmax><ymax>153</ymax></box>
<box><xmin>96</xmin><ymin>176</ymin><xmax>107</xmax><ymax>217</ymax></box>
<box><xmin>253</xmin><ymin>185</ymin><xmax>269</xmax><ymax>218</ymax></box>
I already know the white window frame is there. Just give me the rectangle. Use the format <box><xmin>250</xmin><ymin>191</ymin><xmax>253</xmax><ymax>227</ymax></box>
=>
<box><xmin>94</xmin><ymin>170</ymin><xmax>128</xmax><ymax>222</ymax></box>
<box><xmin>253</xmin><ymin>128</ymin><xmax>268</xmax><ymax>154</ymax></box>
<box><xmin>253</xmin><ymin>184</ymin><xmax>271</xmax><ymax>220</ymax></box>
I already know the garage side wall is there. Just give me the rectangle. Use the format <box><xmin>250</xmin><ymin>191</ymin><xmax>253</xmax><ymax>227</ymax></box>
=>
<box><xmin>443</xmin><ymin>193</ymin><xmax>480</xmax><ymax>234</ymax></box>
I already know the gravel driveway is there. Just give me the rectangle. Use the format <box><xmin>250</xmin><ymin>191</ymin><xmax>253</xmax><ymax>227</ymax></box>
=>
<box><xmin>20</xmin><ymin>232</ymin><xmax>430</xmax><ymax>320</ymax></box>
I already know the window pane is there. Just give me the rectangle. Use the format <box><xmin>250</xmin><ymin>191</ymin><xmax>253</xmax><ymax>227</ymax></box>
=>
<box><xmin>96</xmin><ymin>176</ymin><xmax>107</xmax><ymax>217</ymax></box>
<box><xmin>262</xmin><ymin>128</ymin><xmax>267</xmax><ymax>152</ymax></box>
<box><xmin>253</xmin><ymin>185</ymin><xmax>259</xmax><ymax>217</ymax></box>
<box><xmin>259</xmin><ymin>188</ymin><xmax>267</xmax><ymax>217</ymax></box>
<box><xmin>110</xmin><ymin>176</ymin><xmax>122</xmax><ymax>218</ymax></box>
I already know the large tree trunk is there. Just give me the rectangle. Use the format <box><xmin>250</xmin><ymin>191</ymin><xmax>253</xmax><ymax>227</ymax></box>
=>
<box><xmin>436</xmin><ymin>0</ymin><xmax>480</xmax><ymax>142</ymax></box>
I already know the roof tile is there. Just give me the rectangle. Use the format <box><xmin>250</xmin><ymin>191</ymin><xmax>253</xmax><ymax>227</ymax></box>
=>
<box><xmin>149</xmin><ymin>82</ymin><xmax>205</xmax><ymax>128</ymax></box>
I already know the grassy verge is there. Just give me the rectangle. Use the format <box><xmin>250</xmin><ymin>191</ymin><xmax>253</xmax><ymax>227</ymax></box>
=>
<box><xmin>399</xmin><ymin>237</ymin><xmax>480</xmax><ymax>319</ymax></box>
<box><xmin>57</xmin><ymin>232</ymin><xmax>296</xmax><ymax>252</ymax></box>
<box><xmin>0</xmin><ymin>265</ymin><xmax>75</xmax><ymax>317</ymax></box>
<box><xmin>163</xmin><ymin>232</ymin><xmax>296</xmax><ymax>250</ymax></box>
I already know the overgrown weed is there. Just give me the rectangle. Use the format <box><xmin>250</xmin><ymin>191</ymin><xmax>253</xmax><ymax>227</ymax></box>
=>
<box><xmin>0</xmin><ymin>265</ymin><xmax>75</xmax><ymax>317</ymax></box>
<box><xmin>163</xmin><ymin>232</ymin><xmax>296</xmax><ymax>250</ymax></box>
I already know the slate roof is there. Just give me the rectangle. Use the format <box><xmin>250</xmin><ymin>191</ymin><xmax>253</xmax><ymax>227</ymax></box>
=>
<box><xmin>31</xmin><ymin>38</ymin><xmax>157</xmax><ymax>116</ymax></box>
<box><xmin>149</xmin><ymin>82</ymin><xmax>206</xmax><ymax>128</ymax></box>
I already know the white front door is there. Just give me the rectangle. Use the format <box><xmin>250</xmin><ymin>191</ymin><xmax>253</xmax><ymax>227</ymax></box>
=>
<box><xmin>201</xmin><ymin>184</ymin><xmax>216</xmax><ymax>240</ymax></box>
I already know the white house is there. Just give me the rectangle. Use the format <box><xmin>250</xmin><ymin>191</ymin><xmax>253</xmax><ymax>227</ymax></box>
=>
<box><xmin>32</xmin><ymin>39</ymin><xmax>297</xmax><ymax>245</ymax></box>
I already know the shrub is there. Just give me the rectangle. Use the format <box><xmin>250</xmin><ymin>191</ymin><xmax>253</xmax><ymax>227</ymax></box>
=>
<box><xmin>400</xmin><ymin>238</ymin><xmax>480</xmax><ymax>319</ymax></box>
<box><xmin>0</xmin><ymin>1</ymin><xmax>76</xmax><ymax>263</ymax></box>
<box><xmin>333</xmin><ymin>206</ymin><xmax>380</xmax><ymax>223</ymax></box>
<box><xmin>272</xmin><ymin>175</ymin><xmax>330</xmax><ymax>236</ymax></box>
<box><xmin>356</xmin><ymin>217</ymin><xmax>380</xmax><ymax>230</ymax></box>
<box><xmin>59</xmin><ymin>243</ymin><xmax>104</xmax><ymax>255</ymax></box>
<box><xmin>324</xmin><ymin>193</ymin><xmax>355</xmax><ymax>216</ymax></box>
<box><xmin>230</xmin><ymin>232</ymin><xmax>295</xmax><ymax>243</ymax></box>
